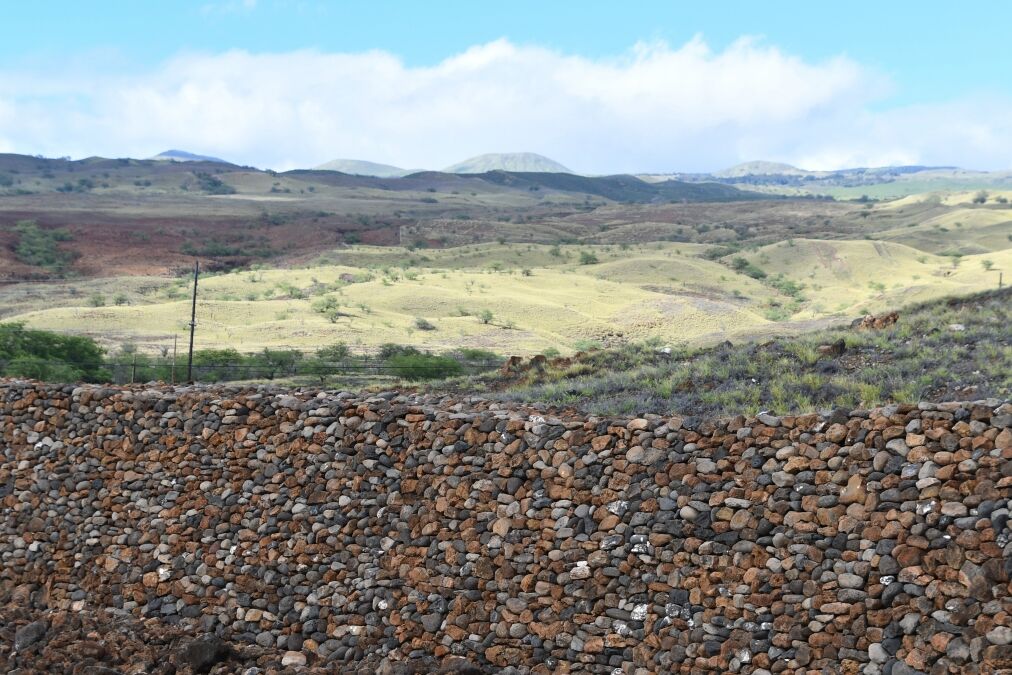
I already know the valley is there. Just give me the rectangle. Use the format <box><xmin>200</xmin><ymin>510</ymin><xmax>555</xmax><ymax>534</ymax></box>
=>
<box><xmin>0</xmin><ymin>153</ymin><xmax>1009</xmax><ymax>359</ymax></box>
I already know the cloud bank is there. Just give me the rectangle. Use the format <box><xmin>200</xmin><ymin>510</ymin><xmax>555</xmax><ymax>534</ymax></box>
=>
<box><xmin>0</xmin><ymin>37</ymin><xmax>1009</xmax><ymax>172</ymax></box>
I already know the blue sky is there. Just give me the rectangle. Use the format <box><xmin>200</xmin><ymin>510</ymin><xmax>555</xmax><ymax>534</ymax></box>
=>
<box><xmin>1</xmin><ymin>1</ymin><xmax>1009</xmax><ymax>171</ymax></box>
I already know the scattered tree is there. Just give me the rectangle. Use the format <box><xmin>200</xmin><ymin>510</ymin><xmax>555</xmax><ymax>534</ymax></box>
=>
<box><xmin>414</xmin><ymin>317</ymin><xmax>437</xmax><ymax>331</ymax></box>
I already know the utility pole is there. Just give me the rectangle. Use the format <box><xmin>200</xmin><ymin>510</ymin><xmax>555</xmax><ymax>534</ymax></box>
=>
<box><xmin>186</xmin><ymin>261</ymin><xmax>199</xmax><ymax>382</ymax></box>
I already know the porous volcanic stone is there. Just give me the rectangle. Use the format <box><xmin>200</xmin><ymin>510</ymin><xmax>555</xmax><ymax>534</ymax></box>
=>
<box><xmin>1</xmin><ymin>381</ymin><xmax>1009</xmax><ymax>674</ymax></box>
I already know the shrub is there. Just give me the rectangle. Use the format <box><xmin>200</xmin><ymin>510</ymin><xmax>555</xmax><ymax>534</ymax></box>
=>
<box><xmin>193</xmin><ymin>171</ymin><xmax>236</xmax><ymax>195</ymax></box>
<box><xmin>378</xmin><ymin>343</ymin><xmax>423</xmax><ymax>360</ymax></box>
<box><xmin>315</xmin><ymin>342</ymin><xmax>350</xmax><ymax>361</ymax></box>
<box><xmin>88</xmin><ymin>293</ymin><xmax>106</xmax><ymax>307</ymax></box>
<box><xmin>453</xmin><ymin>348</ymin><xmax>501</xmax><ymax>362</ymax></box>
<box><xmin>190</xmin><ymin>348</ymin><xmax>246</xmax><ymax>381</ymax></box>
<box><xmin>579</xmin><ymin>251</ymin><xmax>599</xmax><ymax>265</ymax></box>
<box><xmin>312</xmin><ymin>296</ymin><xmax>341</xmax><ymax>322</ymax></box>
<box><xmin>767</xmin><ymin>274</ymin><xmax>805</xmax><ymax>298</ymax></box>
<box><xmin>13</xmin><ymin>220</ymin><xmax>76</xmax><ymax>272</ymax></box>
<box><xmin>0</xmin><ymin>322</ymin><xmax>107</xmax><ymax>382</ymax></box>
<box><xmin>731</xmin><ymin>256</ymin><xmax>767</xmax><ymax>279</ymax></box>
<box><xmin>414</xmin><ymin>317</ymin><xmax>437</xmax><ymax>331</ymax></box>
<box><xmin>387</xmin><ymin>353</ymin><xmax>463</xmax><ymax>381</ymax></box>
<box><xmin>479</xmin><ymin>309</ymin><xmax>494</xmax><ymax>325</ymax></box>
<box><xmin>252</xmin><ymin>348</ymin><xmax>303</xmax><ymax>380</ymax></box>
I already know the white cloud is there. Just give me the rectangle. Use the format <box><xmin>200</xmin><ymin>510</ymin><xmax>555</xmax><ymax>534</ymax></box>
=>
<box><xmin>0</xmin><ymin>37</ymin><xmax>1009</xmax><ymax>172</ymax></box>
<box><xmin>200</xmin><ymin>0</ymin><xmax>257</xmax><ymax>16</ymax></box>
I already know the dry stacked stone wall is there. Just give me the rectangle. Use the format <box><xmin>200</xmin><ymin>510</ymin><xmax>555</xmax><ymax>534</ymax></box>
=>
<box><xmin>1</xmin><ymin>382</ymin><xmax>1011</xmax><ymax>674</ymax></box>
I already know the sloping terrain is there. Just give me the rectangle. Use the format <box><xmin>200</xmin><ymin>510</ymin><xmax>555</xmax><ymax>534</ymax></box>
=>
<box><xmin>443</xmin><ymin>152</ymin><xmax>572</xmax><ymax>173</ymax></box>
<box><xmin>475</xmin><ymin>170</ymin><xmax>752</xmax><ymax>202</ymax></box>
<box><xmin>487</xmin><ymin>288</ymin><xmax>1012</xmax><ymax>416</ymax></box>
<box><xmin>1</xmin><ymin>152</ymin><xmax>1009</xmax><ymax>365</ymax></box>
<box><xmin>713</xmin><ymin>160</ymin><xmax>809</xmax><ymax>177</ymax></box>
<box><xmin>2</xmin><ymin>243</ymin><xmax>773</xmax><ymax>354</ymax></box>
<box><xmin>731</xmin><ymin>238</ymin><xmax>1011</xmax><ymax>316</ymax></box>
<box><xmin>7</xmin><ymin>234</ymin><xmax>1007</xmax><ymax>357</ymax></box>
<box><xmin>645</xmin><ymin>162</ymin><xmax>1012</xmax><ymax>200</ymax></box>
<box><xmin>0</xmin><ymin>153</ymin><xmax>756</xmax><ymax>279</ymax></box>
<box><xmin>313</xmin><ymin>158</ymin><xmax>413</xmax><ymax>176</ymax></box>
<box><xmin>150</xmin><ymin>149</ymin><xmax>230</xmax><ymax>163</ymax></box>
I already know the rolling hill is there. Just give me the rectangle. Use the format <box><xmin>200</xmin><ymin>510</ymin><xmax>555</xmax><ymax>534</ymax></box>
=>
<box><xmin>314</xmin><ymin>159</ymin><xmax>414</xmax><ymax>177</ymax></box>
<box><xmin>4</xmin><ymin>233</ymin><xmax>1007</xmax><ymax>358</ymax></box>
<box><xmin>444</xmin><ymin>152</ymin><xmax>573</xmax><ymax>174</ymax></box>
<box><xmin>713</xmin><ymin>161</ymin><xmax>809</xmax><ymax>177</ymax></box>
<box><xmin>474</xmin><ymin>170</ymin><xmax>754</xmax><ymax>202</ymax></box>
<box><xmin>150</xmin><ymin>149</ymin><xmax>230</xmax><ymax>163</ymax></box>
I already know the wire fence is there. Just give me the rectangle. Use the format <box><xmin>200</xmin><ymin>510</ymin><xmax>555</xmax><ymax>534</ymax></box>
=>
<box><xmin>0</xmin><ymin>357</ymin><xmax>504</xmax><ymax>385</ymax></box>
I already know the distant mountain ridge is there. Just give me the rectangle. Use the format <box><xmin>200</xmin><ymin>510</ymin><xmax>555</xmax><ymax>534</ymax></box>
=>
<box><xmin>151</xmin><ymin>149</ymin><xmax>229</xmax><ymax>164</ymax></box>
<box><xmin>314</xmin><ymin>159</ymin><xmax>415</xmax><ymax>177</ymax></box>
<box><xmin>714</xmin><ymin>161</ymin><xmax>808</xmax><ymax>178</ymax></box>
<box><xmin>443</xmin><ymin>152</ymin><xmax>572</xmax><ymax>174</ymax></box>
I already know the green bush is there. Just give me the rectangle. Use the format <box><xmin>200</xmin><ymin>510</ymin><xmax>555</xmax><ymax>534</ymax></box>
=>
<box><xmin>731</xmin><ymin>256</ymin><xmax>767</xmax><ymax>279</ymax></box>
<box><xmin>312</xmin><ymin>296</ymin><xmax>341</xmax><ymax>322</ymax></box>
<box><xmin>579</xmin><ymin>251</ymin><xmax>599</xmax><ymax>265</ymax></box>
<box><xmin>767</xmin><ymin>274</ymin><xmax>805</xmax><ymax>298</ymax></box>
<box><xmin>378</xmin><ymin>343</ymin><xmax>423</xmax><ymax>360</ymax></box>
<box><xmin>414</xmin><ymin>317</ymin><xmax>437</xmax><ymax>331</ymax></box>
<box><xmin>453</xmin><ymin>348</ymin><xmax>501</xmax><ymax>362</ymax></box>
<box><xmin>315</xmin><ymin>342</ymin><xmax>350</xmax><ymax>361</ymax></box>
<box><xmin>193</xmin><ymin>171</ymin><xmax>236</xmax><ymax>195</ymax></box>
<box><xmin>387</xmin><ymin>353</ymin><xmax>463</xmax><ymax>381</ymax></box>
<box><xmin>0</xmin><ymin>322</ymin><xmax>106</xmax><ymax>382</ymax></box>
<box><xmin>189</xmin><ymin>348</ymin><xmax>246</xmax><ymax>381</ymax></box>
<box><xmin>13</xmin><ymin>220</ymin><xmax>76</xmax><ymax>272</ymax></box>
<box><xmin>251</xmin><ymin>348</ymin><xmax>303</xmax><ymax>380</ymax></box>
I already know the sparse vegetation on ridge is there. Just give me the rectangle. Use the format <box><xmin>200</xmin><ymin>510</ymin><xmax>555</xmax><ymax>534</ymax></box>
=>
<box><xmin>486</xmin><ymin>288</ymin><xmax>1011</xmax><ymax>417</ymax></box>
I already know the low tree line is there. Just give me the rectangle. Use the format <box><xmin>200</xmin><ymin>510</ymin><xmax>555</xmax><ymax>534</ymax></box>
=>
<box><xmin>0</xmin><ymin>323</ymin><xmax>499</xmax><ymax>384</ymax></box>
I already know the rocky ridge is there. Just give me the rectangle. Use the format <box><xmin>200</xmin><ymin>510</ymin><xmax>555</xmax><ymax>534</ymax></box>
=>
<box><xmin>1</xmin><ymin>381</ymin><xmax>1010</xmax><ymax>674</ymax></box>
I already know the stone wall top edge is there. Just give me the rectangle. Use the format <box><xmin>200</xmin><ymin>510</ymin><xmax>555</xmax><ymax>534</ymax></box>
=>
<box><xmin>1</xmin><ymin>378</ymin><xmax>1008</xmax><ymax>430</ymax></box>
